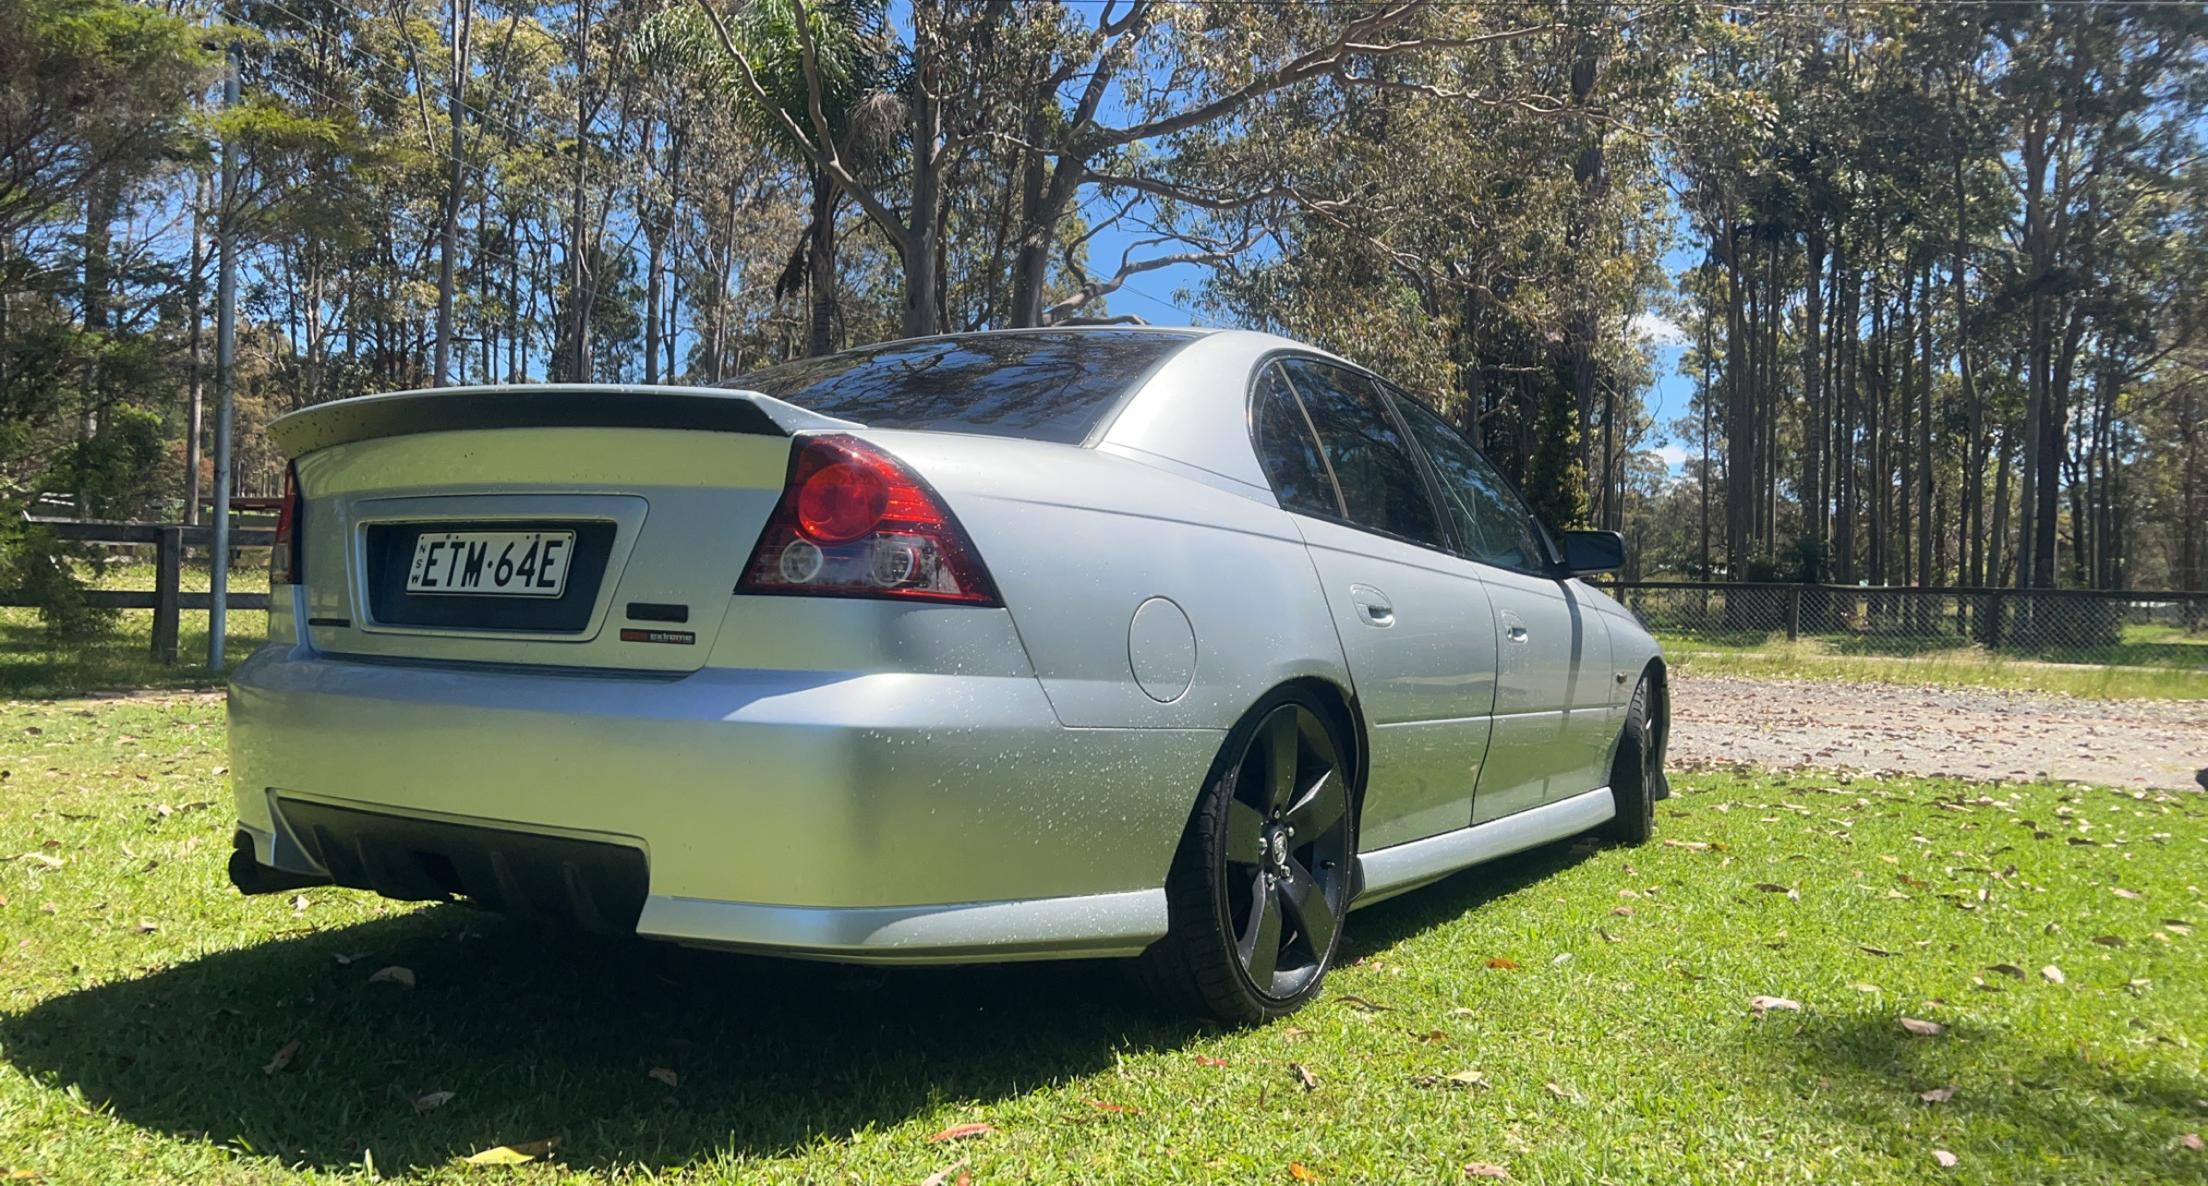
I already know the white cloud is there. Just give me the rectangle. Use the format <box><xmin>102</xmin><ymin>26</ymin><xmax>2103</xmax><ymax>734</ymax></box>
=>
<box><xmin>1653</xmin><ymin>443</ymin><xmax>1691</xmax><ymax>468</ymax></box>
<box><xmin>1629</xmin><ymin>310</ymin><xmax>1690</xmax><ymax>348</ymax></box>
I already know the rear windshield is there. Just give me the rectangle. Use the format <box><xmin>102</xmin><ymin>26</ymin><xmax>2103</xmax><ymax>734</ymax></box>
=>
<box><xmin>726</xmin><ymin>330</ymin><xmax>1195</xmax><ymax>445</ymax></box>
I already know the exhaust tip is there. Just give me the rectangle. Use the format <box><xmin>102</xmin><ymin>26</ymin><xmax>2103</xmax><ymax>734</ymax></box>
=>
<box><xmin>228</xmin><ymin>829</ymin><xmax>331</xmax><ymax>896</ymax></box>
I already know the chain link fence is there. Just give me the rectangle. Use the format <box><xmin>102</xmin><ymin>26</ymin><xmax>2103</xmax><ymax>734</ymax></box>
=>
<box><xmin>1605</xmin><ymin>582</ymin><xmax>2208</xmax><ymax>670</ymax></box>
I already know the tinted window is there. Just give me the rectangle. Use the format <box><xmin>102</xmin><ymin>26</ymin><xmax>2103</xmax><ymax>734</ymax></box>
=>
<box><xmin>1278</xmin><ymin>359</ymin><xmax>1443</xmax><ymax>548</ymax></box>
<box><xmin>727</xmin><ymin>330</ymin><xmax>1193</xmax><ymax>445</ymax></box>
<box><xmin>1250</xmin><ymin>363</ymin><xmax>1342</xmax><ymax>518</ymax></box>
<box><xmin>1387</xmin><ymin>386</ymin><xmax>1550</xmax><ymax>571</ymax></box>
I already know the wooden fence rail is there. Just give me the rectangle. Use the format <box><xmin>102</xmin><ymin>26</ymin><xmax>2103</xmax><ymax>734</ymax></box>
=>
<box><xmin>6</xmin><ymin>517</ymin><xmax>275</xmax><ymax>663</ymax></box>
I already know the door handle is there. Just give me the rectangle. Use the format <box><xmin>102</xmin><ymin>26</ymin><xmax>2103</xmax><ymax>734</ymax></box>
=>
<box><xmin>1347</xmin><ymin>583</ymin><xmax>1394</xmax><ymax>628</ymax></box>
<box><xmin>1507</xmin><ymin>624</ymin><xmax>1529</xmax><ymax>642</ymax></box>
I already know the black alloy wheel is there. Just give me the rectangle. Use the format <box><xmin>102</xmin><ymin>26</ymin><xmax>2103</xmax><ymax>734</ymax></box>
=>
<box><xmin>1220</xmin><ymin>702</ymin><xmax>1354</xmax><ymax>999</ymax></box>
<box><xmin>1135</xmin><ymin>688</ymin><xmax>1356</xmax><ymax>1024</ymax></box>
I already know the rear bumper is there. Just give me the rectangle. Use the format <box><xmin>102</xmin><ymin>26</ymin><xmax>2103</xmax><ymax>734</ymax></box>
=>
<box><xmin>227</xmin><ymin>644</ymin><xmax>1220</xmax><ymax>962</ymax></box>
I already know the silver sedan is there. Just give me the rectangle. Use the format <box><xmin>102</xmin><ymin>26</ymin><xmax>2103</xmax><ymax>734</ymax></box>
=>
<box><xmin>227</xmin><ymin>327</ymin><xmax>1667</xmax><ymax>1023</ymax></box>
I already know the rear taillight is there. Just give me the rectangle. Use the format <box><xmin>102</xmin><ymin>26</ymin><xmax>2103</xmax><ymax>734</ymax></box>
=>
<box><xmin>271</xmin><ymin>464</ymin><xmax>302</xmax><ymax>586</ymax></box>
<box><xmin>737</xmin><ymin>434</ymin><xmax>999</xmax><ymax>606</ymax></box>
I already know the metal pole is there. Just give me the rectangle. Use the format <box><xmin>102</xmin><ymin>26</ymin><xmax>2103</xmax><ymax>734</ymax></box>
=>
<box><xmin>209</xmin><ymin>42</ymin><xmax>239</xmax><ymax>670</ymax></box>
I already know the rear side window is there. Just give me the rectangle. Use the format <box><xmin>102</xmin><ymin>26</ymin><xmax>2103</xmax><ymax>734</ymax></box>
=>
<box><xmin>727</xmin><ymin>330</ymin><xmax>1193</xmax><ymax>445</ymax></box>
<box><xmin>1277</xmin><ymin>359</ymin><xmax>1444</xmax><ymax>548</ymax></box>
<box><xmin>1387</xmin><ymin>386</ymin><xmax>1551</xmax><ymax>572</ymax></box>
<box><xmin>1250</xmin><ymin>363</ymin><xmax>1343</xmax><ymax>518</ymax></box>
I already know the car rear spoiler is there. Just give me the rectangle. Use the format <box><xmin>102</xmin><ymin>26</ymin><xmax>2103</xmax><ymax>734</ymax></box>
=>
<box><xmin>266</xmin><ymin>384</ymin><xmax>860</xmax><ymax>459</ymax></box>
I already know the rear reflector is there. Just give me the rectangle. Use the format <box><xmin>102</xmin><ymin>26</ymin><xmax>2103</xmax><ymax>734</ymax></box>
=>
<box><xmin>737</xmin><ymin>434</ymin><xmax>999</xmax><ymax>606</ymax></box>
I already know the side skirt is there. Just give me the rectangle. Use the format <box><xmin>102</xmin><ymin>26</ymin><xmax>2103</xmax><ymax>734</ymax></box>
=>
<box><xmin>1351</xmin><ymin>787</ymin><xmax>1615</xmax><ymax>909</ymax></box>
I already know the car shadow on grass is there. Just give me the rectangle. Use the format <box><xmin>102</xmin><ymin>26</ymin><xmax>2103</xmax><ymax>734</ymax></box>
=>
<box><xmin>1</xmin><ymin>841</ymin><xmax>1605</xmax><ymax>1176</ymax></box>
<box><xmin>1</xmin><ymin>903</ymin><xmax>1200</xmax><ymax>1174</ymax></box>
<box><xmin>1344</xmin><ymin>835</ymin><xmax>1606</xmax><ymax>956</ymax></box>
<box><xmin>1749</xmin><ymin>1007</ymin><xmax>2206</xmax><ymax>1180</ymax></box>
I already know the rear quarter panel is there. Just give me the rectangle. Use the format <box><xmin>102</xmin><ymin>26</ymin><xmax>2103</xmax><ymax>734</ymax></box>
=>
<box><xmin>865</xmin><ymin>431</ymin><xmax>1352</xmax><ymax>732</ymax></box>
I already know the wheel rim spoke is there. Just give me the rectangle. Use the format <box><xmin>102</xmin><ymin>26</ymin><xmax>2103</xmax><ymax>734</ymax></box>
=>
<box><xmin>1277</xmin><ymin>858</ymin><xmax>1337</xmax><ymax>956</ymax></box>
<box><xmin>1264</xmin><ymin>709</ymin><xmax>1300</xmax><ymax>813</ymax></box>
<box><xmin>1238</xmin><ymin>872</ymin><xmax>1283</xmax><ymax>986</ymax></box>
<box><xmin>1284</xmin><ymin>768</ymin><xmax>1344</xmax><ymax>838</ymax></box>
<box><xmin>1224</xmin><ymin>799</ymin><xmax>1265</xmax><ymax>865</ymax></box>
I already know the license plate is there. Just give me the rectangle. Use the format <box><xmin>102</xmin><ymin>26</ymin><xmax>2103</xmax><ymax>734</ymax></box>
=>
<box><xmin>406</xmin><ymin>530</ymin><xmax>574</xmax><ymax>597</ymax></box>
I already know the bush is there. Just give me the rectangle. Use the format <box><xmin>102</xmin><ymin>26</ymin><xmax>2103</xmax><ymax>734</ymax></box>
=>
<box><xmin>0</xmin><ymin>507</ymin><xmax>117</xmax><ymax>644</ymax></box>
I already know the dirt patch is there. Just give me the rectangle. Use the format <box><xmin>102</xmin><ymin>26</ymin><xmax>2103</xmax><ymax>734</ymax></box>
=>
<box><xmin>1669</xmin><ymin>674</ymin><xmax>2208</xmax><ymax>792</ymax></box>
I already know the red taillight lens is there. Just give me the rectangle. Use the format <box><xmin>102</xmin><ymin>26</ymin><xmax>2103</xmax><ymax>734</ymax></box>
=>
<box><xmin>795</xmin><ymin>461</ymin><xmax>890</xmax><ymax>543</ymax></box>
<box><xmin>271</xmin><ymin>464</ymin><xmax>302</xmax><ymax>586</ymax></box>
<box><xmin>738</xmin><ymin>434</ymin><xmax>999</xmax><ymax>606</ymax></box>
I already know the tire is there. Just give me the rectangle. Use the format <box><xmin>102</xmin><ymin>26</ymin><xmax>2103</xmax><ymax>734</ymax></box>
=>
<box><xmin>1604</xmin><ymin>676</ymin><xmax>1659</xmax><ymax>846</ymax></box>
<box><xmin>1134</xmin><ymin>687</ymin><xmax>1356</xmax><ymax>1025</ymax></box>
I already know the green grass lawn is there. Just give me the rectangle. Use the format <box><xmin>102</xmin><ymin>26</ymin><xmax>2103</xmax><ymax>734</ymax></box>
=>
<box><xmin>2</xmin><ymin>697</ymin><xmax>2203</xmax><ymax>1184</ymax></box>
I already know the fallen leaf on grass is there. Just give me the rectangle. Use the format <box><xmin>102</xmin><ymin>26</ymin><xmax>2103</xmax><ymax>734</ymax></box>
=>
<box><xmin>1192</xmin><ymin>1054</ymin><xmax>1228</xmax><ymax>1068</ymax></box>
<box><xmin>135</xmin><ymin>920</ymin><xmax>157</xmax><ymax>934</ymax></box>
<box><xmin>1544</xmin><ymin>1080</ymin><xmax>1580</xmax><ymax>1102</ymax></box>
<box><xmin>1919</xmin><ymin>1086</ymin><xmax>1958</xmax><ymax>1103</ymax></box>
<box><xmin>1986</xmin><ymin>963</ymin><xmax>2025</xmax><ymax>980</ymax></box>
<box><xmin>1484</xmin><ymin>957</ymin><xmax>1519</xmax><ymax>971</ymax></box>
<box><xmin>1932</xmin><ymin>1149</ymin><xmax>1959</xmax><ymax>1168</ymax></box>
<box><xmin>1414</xmin><ymin>1029</ymin><xmax>1448</xmax><ymax>1044</ymax></box>
<box><xmin>1749</xmin><ymin>995</ymin><xmax>1801</xmax><ymax>1015</ymax></box>
<box><xmin>1754</xmin><ymin>883</ymin><xmax>1800</xmax><ymax>900</ymax></box>
<box><xmin>1289</xmin><ymin>1062</ymin><xmax>1320</xmax><ymax>1091</ymax></box>
<box><xmin>262</xmin><ymin>1040</ymin><xmax>300</xmax><ymax>1076</ymax></box>
<box><xmin>918</xmin><ymin>1163</ymin><xmax>967</xmax><ymax>1186</ymax></box>
<box><xmin>368</xmin><ymin>966</ymin><xmax>416</xmax><ymax>989</ymax></box>
<box><xmin>1289</xmin><ymin>1162</ymin><xmax>1320</xmax><ymax>1182</ymax></box>
<box><xmin>1859</xmin><ymin>945</ymin><xmax>1897</xmax><ymax>958</ymax></box>
<box><xmin>1444</xmin><ymin>1070</ymin><xmax>1491</xmax><ymax>1090</ymax></box>
<box><xmin>3</xmin><ymin>1170</ymin><xmax>43</xmax><ymax>1181</ymax></box>
<box><xmin>1086</xmin><ymin>1099</ymin><xmax>1138</xmax><ymax>1114</ymax></box>
<box><xmin>289</xmin><ymin>894</ymin><xmax>309</xmax><ymax>914</ymax></box>
<box><xmin>2180</xmin><ymin>1133</ymin><xmax>2203</xmax><ymax>1151</ymax></box>
<box><xmin>1463</xmin><ymin>1162</ymin><xmax>1511</xmax><ymax>1180</ymax></box>
<box><xmin>412</xmin><ymin>1090</ymin><xmax>456</xmax><ymax>1114</ymax></box>
<box><xmin>2041</xmin><ymin>965</ymin><xmax>2066</xmax><ymax>985</ymax></box>
<box><xmin>461</xmin><ymin>1138</ymin><xmax>558</xmax><ymax>1166</ymax></box>
<box><xmin>1334</xmin><ymin>994</ymin><xmax>1391</xmax><ymax>1011</ymax></box>
<box><xmin>926</xmin><ymin>1123</ymin><xmax>995</xmax><ymax>1143</ymax></box>
<box><xmin>648</xmin><ymin>1067</ymin><xmax>678</xmax><ymax>1089</ymax></box>
<box><xmin>1900</xmin><ymin>1018</ymin><xmax>1946</xmax><ymax>1037</ymax></box>
<box><xmin>1662</xmin><ymin>840</ymin><xmax>1710</xmax><ymax>851</ymax></box>
<box><xmin>2093</xmin><ymin>935</ymin><xmax>2126</xmax><ymax>948</ymax></box>
<box><xmin>2111</xmin><ymin>887</ymin><xmax>2141</xmax><ymax>900</ymax></box>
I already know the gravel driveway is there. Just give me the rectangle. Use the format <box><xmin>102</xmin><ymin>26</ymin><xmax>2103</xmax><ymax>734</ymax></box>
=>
<box><xmin>1668</xmin><ymin>674</ymin><xmax>2208</xmax><ymax>792</ymax></box>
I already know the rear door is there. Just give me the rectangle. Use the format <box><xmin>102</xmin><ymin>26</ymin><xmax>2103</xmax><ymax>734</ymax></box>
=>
<box><xmin>1253</xmin><ymin>359</ymin><xmax>1499</xmax><ymax>851</ymax></box>
<box><xmin>1382</xmin><ymin>387</ymin><xmax>1614</xmax><ymax>821</ymax></box>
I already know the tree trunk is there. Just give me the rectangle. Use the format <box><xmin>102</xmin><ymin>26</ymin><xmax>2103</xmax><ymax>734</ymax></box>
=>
<box><xmin>643</xmin><ymin>124</ymin><xmax>662</xmax><ymax>384</ymax></box>
<box><xmin>185</xmin><ymin>169</ymin><xmax>208</xmax><ymax>526</ymax></box>
<box><xmin>901</xmin><ymin>0</ymin><xmax>943</xmax><ymax>339</ymax></box>
<box><xmin>1801</xmin><ymin>227</ymin><xmax>1826</xmax><ymax>557</ymax></box>
<box><xmin>433</xmin><ymin>0</ymin><xmax>472</xmax><ymax>388</ymax></box>
<box><xmin>806</xmin><ymin>169</ymin><xmax>837</xmax><ymax>356</ymax></box>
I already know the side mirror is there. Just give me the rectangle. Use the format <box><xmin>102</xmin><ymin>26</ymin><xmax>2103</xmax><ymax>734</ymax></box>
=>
<box><xmin>1558</xmin><ymin>529</ymin><xmax>1625</xmax><ymax>576</ymax></box>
